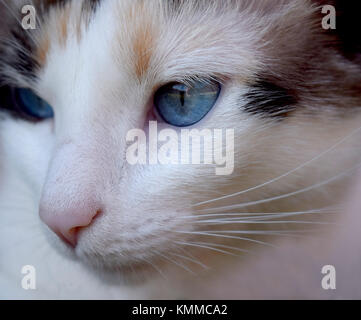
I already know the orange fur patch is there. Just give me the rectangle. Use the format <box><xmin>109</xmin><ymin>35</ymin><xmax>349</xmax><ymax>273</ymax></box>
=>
<box><xmin>58</xmin><ymin>8</ymin><xmax>70</xmax><ymax>46</ymax></box>
<box><xmin>35</xmin><ymin>34</ymin><xmax>50</xmax><ymax>66</ymax></box>
<box><xmin>130</xmin><ymin>3</ymin><xmax>156</xmax><ymax>79</ymax></box>
<box><xmin>133</xmin><ymin>27</ymin><xmax>154</xmax><ymax>79</ymax></box>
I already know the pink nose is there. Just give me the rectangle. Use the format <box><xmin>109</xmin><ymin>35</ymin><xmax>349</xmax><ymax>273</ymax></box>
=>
<box><xmin>39</xmin><ymin>199</ymin><xmax>101</xmax><ymax>247</ymax></box>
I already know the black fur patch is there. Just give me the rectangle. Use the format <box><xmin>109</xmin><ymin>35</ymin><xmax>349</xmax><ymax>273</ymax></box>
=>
<box><xmin>333</xmin><ymin>1</ymin><xmax>361</xmax><ymax>60</ymax></box>
<box><xmin>38</xmin><ymin>0</ymin><xmax>100</xmax><ymax>14</ymax></box>
<box><xmin>81</xmin><ymin>0</ymin><xmax>102</xmax><ymax>14</ymax></box>
<box><xmin>243</xmin><ymin>81</ymin><xmax>298</xmax><ymax>118</ymax></box>
<box><xmin>317</xmin><ymin>0</ymin><xmax>361</xmax><ymax>61</ymax></box>
<box><xmin>0</xmin><ymin>1</ymin><xmax>41</xmax><ymax>84</ymax></box>
<box><xmin>9</xmin><ymin>29</ymin><xmax>38</xmax><ymax>81</ymax></box>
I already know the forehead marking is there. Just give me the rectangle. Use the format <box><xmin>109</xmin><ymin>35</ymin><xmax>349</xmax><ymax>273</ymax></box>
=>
<box><xmin>58</xmin><ymin>7</ymin><xmax>70</xmax><ymax>46</ymax></box>
<box><xmin>35</xmin><ymin>33</ymin><xmax>50</xmax><ymax>66</ymax></box>
<box><xmin>129</xmin><ymin>3</ymin><xmax>156</xmax><ymax>79</ymax></box>
<box><xmin>133</xmin><ymin>27</ymin><xmax>155</xmax><ymax>79</ymax></box>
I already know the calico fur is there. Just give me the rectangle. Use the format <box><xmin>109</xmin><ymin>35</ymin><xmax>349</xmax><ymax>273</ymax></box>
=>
<box><xmin>0</xmin><ymin>0</ymin><xmax>361</xmax><ymax>298</ymax></box>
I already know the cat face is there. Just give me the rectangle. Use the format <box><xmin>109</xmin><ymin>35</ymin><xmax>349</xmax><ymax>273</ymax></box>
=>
<box><xmin>1</xmin><ymin>0</ymin><xmax>361</xmax><ymax>277</ymax></box>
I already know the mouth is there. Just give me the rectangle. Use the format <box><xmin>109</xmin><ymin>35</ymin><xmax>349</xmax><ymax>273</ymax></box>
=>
<box><xmin>73</xmin><ymin>246</ymin><xmax>174</xmax><ymax>284</ymax></box>
<box><xmin>40</xmin><ymin>204</ymin><xmax>196</xmax><ymax>280</ymax></box>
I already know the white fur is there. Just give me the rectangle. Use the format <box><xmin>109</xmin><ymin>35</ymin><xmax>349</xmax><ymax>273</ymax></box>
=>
<box><xmin>1</xmin><ymin>0</ymin><xmax>361</xmax><ymax>298</ymax></box>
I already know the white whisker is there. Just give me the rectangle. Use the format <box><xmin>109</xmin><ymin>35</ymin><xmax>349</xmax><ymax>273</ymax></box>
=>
<box><xmin>190</xmin><ymin>241</ymin><xmax>253</xmax><ymax>255</ymax></box>
<box><xmin>194</xmin><ymin>125</ymin><xmax>361</xmax><ymax>207</ymax></box>
<box><xmin>170</xmin><ymin>252</ymin><xmax>209</xmax><ymax>270</ymax></box>
<box><xmin>139</xmin><ymin>256</ymin><xmax>168</xmax><ymax>280</ymax></box>
<box><xmin>174</xmin><ymin>230</ymin><xmax>277</xmax><ymax>247</ymax></box>
<box><xmin>154</xmin><ymin>250</ymin><xmax>196</xmax><ymax>275</ymax></box>
<box><xmin>175</xmin><ymin>241</ymin><xmax>247</xmax><ymax>258</ymax></box>
<box><xmin>199</xmin><ymin>162</ymin><xmax>361</xmax><ymax>214</ymax></box>
<box><xmin>191</xmin><ymin>219</ymin><xmax>337</xmax><ymax>225</ymax></box>
<box><xmin>178</xmin><ymin>206</ymin><xmax>339</xmax><ymax>220</ymax></box>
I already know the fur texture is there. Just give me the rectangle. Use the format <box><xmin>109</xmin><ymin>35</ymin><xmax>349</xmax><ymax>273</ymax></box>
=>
<box><xmin>0</xmin><ymin>0</ymin><xmax>361</xmax><ymax>298</ymax></box>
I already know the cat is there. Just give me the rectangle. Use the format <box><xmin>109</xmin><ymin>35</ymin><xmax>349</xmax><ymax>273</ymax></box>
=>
<box><xmin>0</xmin><ymin>0</ymin><xmax>361</xmax><ymax>299</ymax></box>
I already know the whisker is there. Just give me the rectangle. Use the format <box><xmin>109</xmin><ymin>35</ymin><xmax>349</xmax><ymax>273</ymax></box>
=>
<box><xmin>191</xmin><ymin>219</ymin><xmax>337</xmax><ymax>225</ymax></box>
<box><xmin>139</xmin><ymin>256</ymin><xmax>168</xmax><ymax>280</ymax></box>
<box><xmin>226</xmin><ymin>209</ymin><xmax>339</xmax><ymax>221</ymax></box>
<box><xmin>190</xmin><ymin>241</ymin><xmax>254</xmax><ymax>255</ymax></box>
<box><xmin>192</xmin><ymin>212</ymin><xmax>337</xmax><ymax>222</ymax></box>
<box><xmin>194</xmin><ymin>125</ymin><xmax>361</xmax><ymax>207</ymax></box>
<box><xmin>197</xmin><ymin>229</ymin><xmax>315</xmax><ymax>235</ymax></box>
<box><xmin>177</xmin><ymin>246</ymin><xmax>211</xmax><ymax>270</ymax></box>
<box><xmin>177</xmin><ymin>206</ymin><xmax>340</xmax><ymax>220</ymax></box>
<box><xmin>199</xmin><ymin>162</ymin><xmax>361</xmax><ymax>214</ymax></box>
<box><xmin>174</xmin><ymin>241</ymin><xmax>247</xmax><ymax>258</ymax></box>
<box><xmin>174</xmin><ymin>230</ymin><xmax>278</xmax><ymax>247</ymax></box>
<box><xmin>169</xmin><ymin>252</ymin><xmax>209</xmax><ymax>270</ymax></box>
<box><xmin>154</xmin><ymin>250</ymin><xmax>196</xmax><ymax>275</ymax></box>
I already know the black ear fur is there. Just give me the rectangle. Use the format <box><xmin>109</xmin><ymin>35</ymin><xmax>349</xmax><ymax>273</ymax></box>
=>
<box><xmin>313</xmin><ymin>0</ymin><xmax>360</xmax><ymax>62</ymax></box>
<box><xmin>333</xmin><ymin>1</ymin><xmax>361</xmax><ymax>60</ymax></box>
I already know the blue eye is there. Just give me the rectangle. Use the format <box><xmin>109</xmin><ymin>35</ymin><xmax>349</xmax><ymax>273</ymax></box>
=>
<box><xmin>13</xmin><ymin>88</ymin><xmax>54</xmax><ymax>120</ymax></box>
<box><xmin>154</xmin><ymin>80</ymin><xmax>221</xmax><ymax>127</ymax></box>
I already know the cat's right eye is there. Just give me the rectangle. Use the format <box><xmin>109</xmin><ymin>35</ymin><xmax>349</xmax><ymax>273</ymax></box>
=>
<box><xmin>154</xmin><ymin>80</ymin><xmax>221</xmax><ymax>127</ymax></box>
<box><xmin>12</xmin><ymin>88</ymin><xmax>54</xmax><ymax>120</ymax></box>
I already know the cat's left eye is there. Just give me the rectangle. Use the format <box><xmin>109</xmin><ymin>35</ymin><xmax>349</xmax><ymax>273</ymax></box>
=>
<box><xmin>154</xmin><ymin>80</ymin><xmax>221</xmax><ymax>127</ymax></box>
<box><xmin>13</xmin><ymin>88</ymin><xmax>54</xmax><ymax>120</ymax></box>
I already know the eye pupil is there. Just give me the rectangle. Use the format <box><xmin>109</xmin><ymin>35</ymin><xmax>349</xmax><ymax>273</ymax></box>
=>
<box><xmin>14</xmin><ymin>88</ymin><xmax>54</xmax><ymax>120</ymax></box>
<box><xmin>172</xmin><ymin>84</ymin><xmax>187</xmax><ymax>107</ymax></box>
<box><xmin>154</xmin><ymin>80</ymin><xmax>221</xmax><ymax>127</ymax></box>
<box><xmin>180</xmin><ymin>91</ymin><xmax>185</xmax><ymax>106</ymax></box>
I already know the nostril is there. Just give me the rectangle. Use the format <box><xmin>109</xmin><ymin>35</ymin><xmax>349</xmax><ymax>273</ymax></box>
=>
<box><xmin>93</xmin><ymin>209</ymin><xmax>102</xmax><ymax>221</ymax></box>
<box><xmin>40</xmin><ymin>202</ymin><xmax>103</xmax><ymax>248</ymax></box>
<box><xmin>61</xmin><ymin>209</ymin><xmax>102</xmax><ymax>247</ymax></box>
<box><xmin>59</xmin><ymin>227</ymin><xmax>79</xmax><ymax>248</ymax></box>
